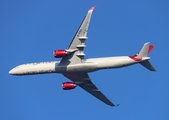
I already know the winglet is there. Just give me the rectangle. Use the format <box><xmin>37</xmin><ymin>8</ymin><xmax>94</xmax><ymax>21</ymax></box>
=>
<box><xmin>116</xmin><ymin>104</ymin><xmax>120</xmax><ymax>107</ymax></box>
<box><xmin>90</xmin><ymin>6</ymin><xmax>96</xmax><ymax>10</ymax></box>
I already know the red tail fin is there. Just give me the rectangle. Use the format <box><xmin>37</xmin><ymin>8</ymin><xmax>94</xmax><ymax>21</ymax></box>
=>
<box><xmin>148</xmin><ymin>45</ymin><xmax>154</xmax><ymax>53</ymax></box>
<box><xmin>132</xmin><ymin>45</ymin><xmax>154</xmax><ymax>57</ymax></box>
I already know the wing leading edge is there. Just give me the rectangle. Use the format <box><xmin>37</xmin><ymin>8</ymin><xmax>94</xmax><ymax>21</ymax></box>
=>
<box><xmin>59</xmin><ymin>6</ymin><xmax>96</xmax><ymax>65</ymax></box>
<box><xmin>63</xmin><ymin>73</ymin><xmax>115</xmax><ymax>106</ymax></box>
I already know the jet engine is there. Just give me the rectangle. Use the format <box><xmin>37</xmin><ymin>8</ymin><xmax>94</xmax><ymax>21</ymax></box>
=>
<box><xmin>62</xmin><ymin>82</ymin><xmax>76</xmax><ymax>90</ymax></box>
<box><xmin>53</xmin><ymin>50</ymin><xmax>67</xmax><ymax>58</ymax></box>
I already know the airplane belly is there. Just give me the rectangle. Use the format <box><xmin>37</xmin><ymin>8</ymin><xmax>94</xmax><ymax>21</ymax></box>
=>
<box><xmin>57</xmin><ymin>62</ymin><xmax>98</xmax><ymax>73</ymax></box>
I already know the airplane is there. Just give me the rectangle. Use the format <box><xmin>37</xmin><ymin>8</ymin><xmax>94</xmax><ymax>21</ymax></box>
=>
<box><xmin>9</xmin><ymin>6</ymin><xmax>156</xmax><ymax>106</ymax></box>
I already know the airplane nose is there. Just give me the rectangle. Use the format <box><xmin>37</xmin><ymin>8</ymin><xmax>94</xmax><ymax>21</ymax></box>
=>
<box><xmin>9</xmin><ymin>68</ymin><xmax>17</xmax><ymax>75</ymax></box>
<box><xmin>9</xmin><ymin>69</ymin><xmax>14</xmax><ymax>74</ymax></box>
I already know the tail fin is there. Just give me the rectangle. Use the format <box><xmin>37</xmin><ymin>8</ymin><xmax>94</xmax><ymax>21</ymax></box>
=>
<box><xmin>137</xmin><ymin>42</ymin><xmax>150</xmax><ymax>58</ymax></box>
<box><xmin>132</xmin><ymin>44</ymin><xmax>154</xmax><ymax>57</ymax></box>
<box><xmin>140</xmin><ymin>60</ymin><xmax>156</xmax><ymax>71</ymax></box>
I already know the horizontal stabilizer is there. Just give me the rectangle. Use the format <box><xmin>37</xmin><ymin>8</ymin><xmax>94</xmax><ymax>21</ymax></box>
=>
<box><xmin>140</xmin><ymin>60</ymin><xmax>156</xmax><ymax>71</ymax></box>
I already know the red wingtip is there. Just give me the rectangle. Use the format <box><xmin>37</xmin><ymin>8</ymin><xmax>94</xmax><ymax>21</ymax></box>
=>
<box><xmin>90</xmin><ymin>6</ymin><xmax>96</xmax><ymax>10</ymax></box>
<box><xmin>148</xmin><ymin>45</ymin><xmax>154</xmax><ymax>53</ymax></box>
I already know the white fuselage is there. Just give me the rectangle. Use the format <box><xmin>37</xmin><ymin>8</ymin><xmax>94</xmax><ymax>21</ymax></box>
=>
<box><xmin>9</xmin><ymin>56</ymin><xmax>150</xmax><ymax>75</ymax></box>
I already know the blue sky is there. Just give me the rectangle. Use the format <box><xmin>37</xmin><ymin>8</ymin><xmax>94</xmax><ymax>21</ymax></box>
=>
<box><xmin>1</xmin><ymin>0</ymin><xmax>169</xmax><ymax>120</ymax></box>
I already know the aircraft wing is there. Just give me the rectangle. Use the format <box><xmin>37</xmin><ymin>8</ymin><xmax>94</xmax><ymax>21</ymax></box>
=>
<box><xmin>63</xmin><ymin>73</ymin><xmax>115</xmax><ymax>106</ymax></box>
<box><xmin>59</xmin><ymin>6</ymin><xmax>95</xmax><ymax>65</ymax></box>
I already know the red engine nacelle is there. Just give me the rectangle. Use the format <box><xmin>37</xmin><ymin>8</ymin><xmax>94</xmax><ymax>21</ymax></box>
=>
<box><xmin>62</xmin><ymin>82</ymin><xmax>76</xmax><ymax>90</ymax></box>
<box><xmin>53</xmin><ymin>50</ymin><xmax>67</xmax><ymax>58</ymax></box>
